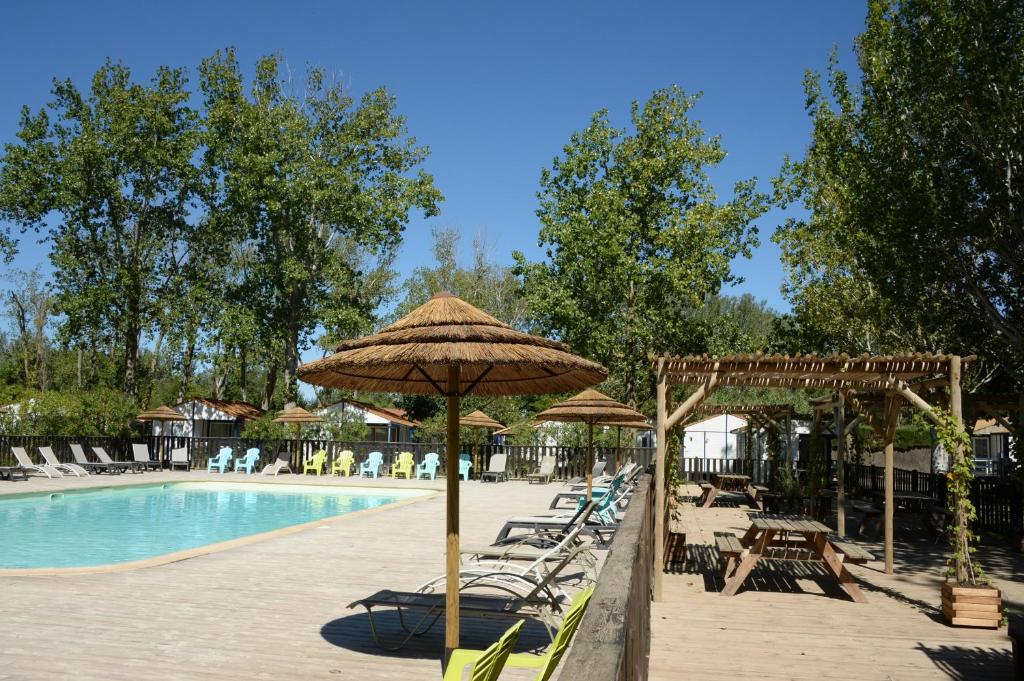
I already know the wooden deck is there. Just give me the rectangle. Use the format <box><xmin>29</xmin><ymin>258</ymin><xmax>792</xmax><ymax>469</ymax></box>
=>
<box><xmin>651</xmin><ymin>500</ymin><xmax>1019</xmax><ymax>680</ymax></box>
<box><xmin>0</xmin><ymin>472</ymin><xmax>569</xmax><ymax>680</ymax></box>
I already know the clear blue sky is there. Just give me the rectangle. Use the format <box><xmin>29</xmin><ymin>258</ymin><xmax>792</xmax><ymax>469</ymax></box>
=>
<box><xmin>0</xmin><ymin>0</ymin><xmax>865</xmax><ymax>314</ymax></box>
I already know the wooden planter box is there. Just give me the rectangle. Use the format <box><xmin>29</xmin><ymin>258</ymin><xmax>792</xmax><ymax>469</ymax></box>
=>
<box><xmin>941</xmin><ymin>582</ymin><xmax>1002</xmax><ymax>628</ymax></box>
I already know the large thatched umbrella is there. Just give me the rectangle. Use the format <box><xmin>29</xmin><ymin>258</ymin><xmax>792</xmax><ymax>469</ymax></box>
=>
<box><xmin>459</xmin><ymin>409</ymin><xmax>505</xmax><ymax>477</ymax></box>
<box><xmin>296</xmin><ymin>291</ymin><xmax>605</xmax><ymax>660</ymax></box>
<box><xmin>273</xmin><ymin>404</ymin><xmax>323</xmax><ymax>466</ymax></box>
<box><xmin>534</xmin><ymin>389</ymin><xmax>647</xmax><ymax>500</ymax></box>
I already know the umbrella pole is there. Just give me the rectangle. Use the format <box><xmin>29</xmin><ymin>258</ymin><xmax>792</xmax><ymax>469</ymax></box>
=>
<box><xmin>615</xmin><ymin>425</ymin><xmax>622</xmax><ymax>475</ymax></box>
<box><xmin>444</xmin><ymin>365</ymin><xmax>461</xmax><ymax>667</ymax></box>
<box><xmin>586</xmin><ymin>422</ymin><xmax>594</xmax><ymax>501</ymax></box>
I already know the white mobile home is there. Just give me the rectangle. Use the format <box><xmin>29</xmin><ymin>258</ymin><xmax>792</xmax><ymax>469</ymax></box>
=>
<box><xmin>682</xmin><ymin>413</ymin><xmax>748</xmax><ymax>461</ymax></box>
<box><xmin>317</xmin><ymin>399</ymin><xmax>419</xmax><ymax>443</ymax></box>
<box><xmin>154</xmin><ymin>398</ymin><xmax>265</xmax><ymax>438</ymax></box>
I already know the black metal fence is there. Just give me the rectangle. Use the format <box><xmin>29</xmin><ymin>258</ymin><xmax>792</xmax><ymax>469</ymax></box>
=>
<box><xmin>0</xmin><ymin>434</ymin><xmax>655</xmax><ymax>482</ymax></box>
<box><xmin>676</xmin><ymin>456</ymin><xmax>1021</xmax><ymax>533</ymax></box>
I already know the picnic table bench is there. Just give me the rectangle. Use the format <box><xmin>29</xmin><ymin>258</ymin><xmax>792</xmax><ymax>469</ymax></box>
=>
<box><xmin>718</xmin><ymin>514</ymin><xmax>869</xmax><ymax>603</ymax></box>
<box><xmin>701</xmin><ymin>474</ymin><xmax>752</xmax><ymax>508</ymax></box>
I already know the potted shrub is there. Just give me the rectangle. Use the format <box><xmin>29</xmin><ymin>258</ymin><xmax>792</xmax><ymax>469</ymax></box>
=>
<box><xmin>937</xmin><ymin>411</ymin><xmax>1001</xmax><ymax>628</ymax></box>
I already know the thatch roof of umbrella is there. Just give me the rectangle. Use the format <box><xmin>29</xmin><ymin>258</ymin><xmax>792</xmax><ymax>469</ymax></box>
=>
<box><xmin>601</xmin><ymin>419</ymin><xmax>654</xmax><ymax>430</ymax></box>
<box><xmin>534</xmin><ymin>388</ymin><xmax>647</xmax><ymax>425</ymax></box>
<box><xmin>272</xmin><ymin>405</ymin><xmax>323</xmax><ymax>424</ymax></box>
<box><xmin>535</xmin><ymin>389</ymin><xmax>647</xmax><ymax>501</ymax></box>
<box><xmin>459</xmin><ymin>409</ymin><xmax>505</xmax><ymax>430</ymax></box>
<box><xmin>297</xmin><ymin>291</ymin><xmax>607</xmax><ymax>395</ymax></box>
<box><xmin>295</xmin><ymin>291</ymin><xmax>605</xmax><ymax>663</ymax></box>
<box><xmin>136</xmin><ymin>405</ymin><xmax>187</xmax><ymax>422</ymax></box>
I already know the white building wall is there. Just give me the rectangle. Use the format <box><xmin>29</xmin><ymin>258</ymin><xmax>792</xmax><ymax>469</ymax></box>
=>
<box><xmin>682</xmin><ymin>414</ymin><xmax>748</xmax><ymax>460</ymax></box>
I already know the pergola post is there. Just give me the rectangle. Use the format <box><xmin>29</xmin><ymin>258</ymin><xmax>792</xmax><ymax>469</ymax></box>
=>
<box><xmin>949</xmin><ymin>356</ymin><xmax>968</xmax><ymax>584</ymax></box>
<box><xmin>883</xmin><ymin>391</ymin><xmax>899</xmax><ymax>575</ymax></box>
<box><xmin>835</xmin><ymin>392</ymin><xmax>846</xmax><ymax>538</ymax></box>
<box><xmin>654</xmin><ymin>359</ymin><xmax>668</xmax><ymax>601</ymax></box>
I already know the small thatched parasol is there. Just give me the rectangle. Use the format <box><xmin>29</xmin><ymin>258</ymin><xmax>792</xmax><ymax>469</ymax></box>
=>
<box><xmin>296</xmin><ymin>291</ymin><xmax>605</xmax><ymax>663</ymax></box>
<box><xmin>273</xmin><ymin>404</ymin><xmax>323</xmax><ymax>464</ymax></box>
<box><xmin>460</xmin><ymin>409</ymin><xmax>505</xmax><ymax>476</ymax></box>
<box><xmin>136</xmin><ymin>405</ymin><xmax>187</xmax><ymax>422</ymax></box>
<box><xmin>535</xmin><ymin>389</ymin><xmax>647</xmax><ymax>500</ymax></box>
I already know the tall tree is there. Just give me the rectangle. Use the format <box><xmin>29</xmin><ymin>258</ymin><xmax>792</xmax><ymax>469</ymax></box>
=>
<box><xmin>515</xmin><ymin>86</ymin><xmax>768</xmax><ymax>407</ymax></box>
<box><xmin>394</xmin><ymin>227</ymin><xmax>528</xmax><ymax>326</ymax></box>
<box><xmin>775</xmin><ymin>0</ymin><xmax>1024</xmax><ymax>386</ymax></box>
<box><xmin>199</xmin><ymin>50</ymin><xmax>442</xmax><ymax>406</ymax></box>
<box><xmin>0</xmin><ymin>61</ymin><xmax>201</xmax><ymax>397</ymax></box>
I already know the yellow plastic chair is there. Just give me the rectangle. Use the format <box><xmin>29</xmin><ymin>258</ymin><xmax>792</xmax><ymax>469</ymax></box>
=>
<box><xmin>390</xmin><ymin>452</ymin><xmax>415</xmax><ymax>479</ymax></box>
<box><xmin>303</xmin><ymin>449</ymin><xmax>327</xmax><ymax>476</ymax></box>
<box><xmin>505</xmin><ymin>586</ymin><xmax>594</xmax><ymax>680</ymax></box>
<box><xmin>331</xmin><ymin>450</ymin><xmax>354</xmax><ymax>476</ymax></box>
<box><xmin>443</xmin><ymin>620</ymin><xmax>523</xmax><ymax>681</ymax></box>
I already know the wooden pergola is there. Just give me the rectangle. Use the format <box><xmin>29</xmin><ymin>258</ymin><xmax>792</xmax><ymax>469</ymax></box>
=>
<box><xmin>653</xmin><ymin>352</ymin><xmax>971</xmax><ymax>600</ymax></box>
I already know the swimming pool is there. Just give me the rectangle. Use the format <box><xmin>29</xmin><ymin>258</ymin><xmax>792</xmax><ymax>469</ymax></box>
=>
<box><xmin>0</xmin><ymin>482</ymin><xmax>429</xmax><ymax>570</ymax></box>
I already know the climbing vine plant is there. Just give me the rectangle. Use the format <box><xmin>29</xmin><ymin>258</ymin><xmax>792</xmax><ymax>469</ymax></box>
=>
<box><xmin>934</xmin><ymin>408</ymin><xmax>986</xmax><ymax>586</ymax></box>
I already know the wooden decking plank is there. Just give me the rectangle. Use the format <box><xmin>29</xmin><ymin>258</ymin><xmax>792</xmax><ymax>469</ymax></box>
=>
<box><xmin>0</xmin><ymin>472</ymin><xmax>573</xmax><ymax>680</ymax></box>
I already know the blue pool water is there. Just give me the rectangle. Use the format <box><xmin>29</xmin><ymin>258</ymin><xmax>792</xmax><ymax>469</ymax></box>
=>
<box><xmin>0</xmin><ymin>482</ymin><xmax>425</xmax><ymax>569</ymax></box>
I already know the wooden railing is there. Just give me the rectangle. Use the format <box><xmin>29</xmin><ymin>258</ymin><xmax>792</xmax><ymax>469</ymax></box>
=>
<box><xmin>679</xmin><ymin>456</ymin><xmax>774</xmax><ymax>485</ymax></box>
<box><xmin>0</xmin><ymin>434</ymin><xmax>654</xmax><ymax>482</ymax></box>
<box><xmin>559</xmin><ymin>473</ymin><xmax>654</xmax><ymax>681</ymax></box>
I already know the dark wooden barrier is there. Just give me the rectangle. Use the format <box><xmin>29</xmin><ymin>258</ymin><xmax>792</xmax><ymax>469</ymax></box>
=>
<box><xmin>559</xmin><ymin>473</ymin><xmax>654</xmax><ymax>681</ymax></box>
<box><xmin>0</xmin><ymin>434</ymin><xmax>655</xmax><ymax>482</ymax></box>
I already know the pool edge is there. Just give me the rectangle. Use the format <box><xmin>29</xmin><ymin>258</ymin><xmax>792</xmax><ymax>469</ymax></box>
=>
<box><xmin>0</xmin><ymin>489</ymin><xmax>439</xmax><ymax>577</ymax></box>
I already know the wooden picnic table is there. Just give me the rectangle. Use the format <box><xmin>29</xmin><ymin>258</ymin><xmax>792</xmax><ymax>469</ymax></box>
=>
<box><xmin>718</xmin><ymin>514</ymin><xmax>868</xmax><ymax>603</ymax></box>
<box><xmin>701</xmin><ymin>473</ymin><xmax>759</xmax><ymax>508</ymax></box>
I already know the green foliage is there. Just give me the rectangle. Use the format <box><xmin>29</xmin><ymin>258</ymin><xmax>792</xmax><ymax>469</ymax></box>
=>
<box><xmin>199</xmin><ymin>49</ymin><xmax>442</xmax><ymax>403</ymax></box>
<box><xmin>0</xmin><ymin>389</ymin><xmax>137</xmax><ymax>436</ymax></box>
<box><xmin>774</xmin><ymin>0</ymin><xmax>1024</xmax><ymax>388</ymax></box>
<box><xmin>392</xmin><ymin>227</ymin><xmax>527</xmax><ymax>328</ymax></box>
<box><xmin>238</xmin><ymin>414</ymin><xmax>289</xmax><ymax>441</ymax></box>
<box><xmin>0</xmin><ymin>60</ymin><xmax>202</xmax><ymax>397</ymax></box>
<box><xmin>317</xmin><ymin>408</ymin><xmax>371</xmax><ymax>442</ymax></box>
<box><xmin>515</xmin><ymin>86</ymin><xmax>768</xmax><ymax>408</ymax></box>
<box><xmin>933</xmin><ymin>407</ymin><xmax>987</xmax><ymax>585</ymax></box>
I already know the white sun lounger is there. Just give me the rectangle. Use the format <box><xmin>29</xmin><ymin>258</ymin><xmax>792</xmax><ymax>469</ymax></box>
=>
<box><xmin>70</xmin><ymin>444</ymin><xmax>120</xmax><ymax>474</ymax></box>
<box><xmin>12</xmin><ymin>447</ymin><xmax>62</xmax><ymax>478</ymax></box>
<box><xmin>93</xmin><ymin>447</ymin><xmax>142</xmax><ymax>473</ymax></box>
<box><xmin>132</xmin><ymin>444</ymin><xmax>162</xmax><ymax>471</ymax></box>
<box><xmin>39</xmin><ymin>447</ymin><xmax>89</xmax><ymax>477</ymax></box>
<box><xmin>261</xmin><ymin>451</ymin><xmax>293</xmax><ymax>476</ymax></box>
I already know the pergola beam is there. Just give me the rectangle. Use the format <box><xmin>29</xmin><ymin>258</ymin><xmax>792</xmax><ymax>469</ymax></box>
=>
<box><xmin>665</xmin><ymin>372</ymin><xmax>719</xmax><ymax>431</ymax></box>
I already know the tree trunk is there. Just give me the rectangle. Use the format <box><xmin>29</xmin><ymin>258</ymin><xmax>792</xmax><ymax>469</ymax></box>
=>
<box><xmin>124</xmin><ymin>319</ymin><xmax>140</xmax><ymax>399</ymax></box>
<box><xmin>9</xmin><ymin>292</ymin><xmax>31</xmax><ymax>386</ymax></box>
<box><xmin>76</xmin><ymin>347</ymin><xmax>83</xmax><ymax>389</ymax></box>
<box><xmin>283</xmin><ymin>339</ymin><xmax>299</xmax><ymax>405</ymax></box>
<box><xmin>239</xmin><ymin>347</ymin><xmax>248</xmax><ymax>403</ymax></box>
<box><xmin>263</xmin><ymin>360</ymin><xmax>280</xmax><ymax>411</ymax></box>
<box><xmin>177</xmin><ymin>331</ymin><xmax>197</xmax><ymax>403</ymax></box>
<box><xmin>213</xmin><ymin>370</ymin><xmax>226</xmax><ymax>400</ymax></box>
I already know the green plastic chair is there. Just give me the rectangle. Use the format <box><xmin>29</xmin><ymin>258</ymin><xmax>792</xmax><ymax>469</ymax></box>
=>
<box><xmin>505</xmin><ymin>586</ymin><xmax>594</xmax><ymax>680</ymax></box>
<box><xmin>303</xmin><ymin>449</ymin><xmax>327</xmax><ymax>476</ymax></box>
<box><xmin>332</xmin><ymin>450</ymin><xmax>354</xmax><ymax>476</ymax></box>
<box><xmin>391</xmin><ymin>451</ymin><xmax>415</xmax><ymax>479</ymax></box>
<box><xmin>443</xmin><ymin>619</ymin><xmax>523</xmax><ymax>681</ymax></box>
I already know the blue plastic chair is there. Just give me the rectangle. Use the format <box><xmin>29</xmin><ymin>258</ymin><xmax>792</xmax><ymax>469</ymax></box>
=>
<box><xmin>359</xmin><ymin>451</ymin><xmax>383</xmax><ymax>478</ymax></box>
<box><xmin>459</xmin><ymin>453</ymin><xmax>472</xmax><ymax>481</ymax></box>
<box><xmin>233</xmin><ymin>448</ymin><xmax>260</xmax><ymax>474</ymax></box>
<box><xmin>415</xmin><ymin>452</ymin><xmax>439</xmax><ymax>480</ymax></box>
<box><xmin>207</xmin><ymin>447</ymin><xmax>233</xmax><ymax>474</ymax></box>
